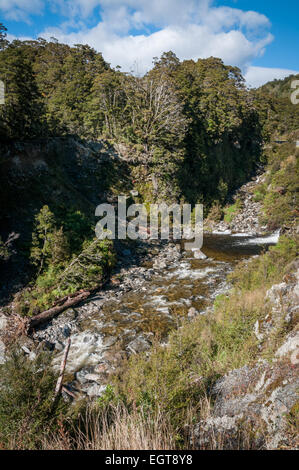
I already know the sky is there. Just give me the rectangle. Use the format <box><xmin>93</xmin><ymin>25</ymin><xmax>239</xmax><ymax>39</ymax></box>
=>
<box><xmin>0</xmin><ymin>0</ymin><xmax>298</xmax><ymax>87</ymax></box>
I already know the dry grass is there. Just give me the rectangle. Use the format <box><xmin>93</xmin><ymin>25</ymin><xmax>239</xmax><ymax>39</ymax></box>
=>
<box><xmin>42</xmin><ymin>404</ymin><xmax>178</xmax><ymax>450</ymax></box>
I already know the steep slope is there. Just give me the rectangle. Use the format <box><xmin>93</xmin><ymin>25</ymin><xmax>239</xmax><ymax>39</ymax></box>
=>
<box><xmin>0</xmin><ymin>138</ymin><xmax>131</xmax><ymax>303</ymax></box>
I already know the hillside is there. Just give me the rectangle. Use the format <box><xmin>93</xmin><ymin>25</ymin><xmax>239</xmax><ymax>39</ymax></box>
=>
<box><xmin>254</xmin><ymin>74</ymin><xmax>299</xmax><ymax>139</ymax></box>
<box><xmin>0</xmin><ymin>27</ymin><xmax>298</xmax><ymax>451</ymax></box>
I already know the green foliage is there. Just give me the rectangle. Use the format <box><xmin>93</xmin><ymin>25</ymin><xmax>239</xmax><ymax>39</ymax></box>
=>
<box><xmin>223</xmin><ymin>199</ymin><xmax>243</xmax><ymax>223</ymax></box>
<box><xmin>30</xmin><ymin>205</ymin><xmax>70</xmax><ymax>272</ymax></box>
<box><xmin>62</xmin><ymin>209</ymin><xmax>93</xmax><ymax>254</ymax></box>
<box><xmin>17</xmin><ymin>238</ymin><xmax>115</xmax><ymax>316</ymax></box>
<box><xmin>58</xmin><ymin>238</ymin><xmax>115</xmax><ymax>292</ymax></box>
<box><xmin>229</xmin><ymin>236</ymin><xmax>298</xmax><ymax>291</ymax></box>
<box><xmin>174</xmin><ymin>57</ymin><xmax>262</xmax><ymax>206</ymax></box>
<box><xmin>253</xmin><ymin>184</ymin><xmax>267</xmax><ymax>202</ymax></box>
<box><xmin>13</xmin><ymin>203</ymin><xmax>115</xmax><ymax>316</ymax></box>
<box><xmin>111</xmin><ymin>236</ymin><xmax>297</xmax><ymax>434</ymax></box>
<box><xmin>257</xmin><ymin>74</ymin><xmax>299</xmax><ymax>138</ymax></box>
<box><xmin>0</xmin><ymin>30</ymin><xmax>265</xmax><ymax>207</ymax></box>
<box><xmin>260</xmin><ymin>145</ymin><xmax>299</xmax><ymax>230</ymax></box>
<box><xmin>0</xmin><ymin>42</ymin><xmax>47</xmax><ymax>140</ymax></box>
<box><xmin>0</xmin><ymin>23</ymin><xmax>8</xmax><ymax>50</ymax></box>
<box><xmin>0</xmin><ymin>351</ymin><xmax>68</xmax><ymax>449</ymax></box>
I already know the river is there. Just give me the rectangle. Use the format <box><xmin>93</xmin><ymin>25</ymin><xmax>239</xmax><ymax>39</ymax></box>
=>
<box><xmin>34</xmin><ymin>232</ymin><xmax>279</xmax><ymax>397</ymax></box>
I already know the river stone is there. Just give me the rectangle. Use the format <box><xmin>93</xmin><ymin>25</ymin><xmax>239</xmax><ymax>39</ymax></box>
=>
<box><xmin>188</xmin><ymin>307</ymin><xmax>198</xmax><ymax>318</ymax></box>
<box><xmin>86</xmin><ymin>384</ymin><xmax>107</xmax><ymax>397</ymax></box>
<box><xmin>76</xmin><ymin>367</ymin><xmax>95</xmax><ymax>384</ymax></box>
<box><xmin>153</xmin><ymin>259</ymin><xmax>168</xmax><ymax>269</ymax></box>
<box><xmin>192</xmin><ymin>250</ymin><xmax>207</xmax><ymax>260</ymax></box>
<box><xmin>102</xmin><ymin>336</ymin><xmax>117</xmax><ymax>348</ymax></box>
<box><xmin>0</xmin><ymin>313</ymin><xmax>7</xmax><ymax>332</ymax></box>
<box><xmin>127</xmin><ymin>335</ymin><xmax>151</xmax><ymax>354</ymax></box>
<box><xmin>84</xmin><ymin>373</ymin><xmax>102</xmax><ymax>383</ymax></box>
<box><xmin>21</xmin><ymin>345</ymin><xmax>31</xmax><ymax>355</ymax></box>
<box><xmin>61</xmin><ymin>324</ymin><xmax>72</xmax><ymax>338</ymax></box>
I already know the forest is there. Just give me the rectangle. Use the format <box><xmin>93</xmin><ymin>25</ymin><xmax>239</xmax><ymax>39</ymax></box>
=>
<box><xmin>0</xmin><ymin>21</ymin><xmax>298</xmax><ymax>451</ymax></box>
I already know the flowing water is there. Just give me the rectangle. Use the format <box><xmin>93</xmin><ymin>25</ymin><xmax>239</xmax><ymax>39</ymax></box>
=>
<box><xmin>42</xmin><ymin>232</ymin><xmax>278</xmax><ymax>396</ymax></box>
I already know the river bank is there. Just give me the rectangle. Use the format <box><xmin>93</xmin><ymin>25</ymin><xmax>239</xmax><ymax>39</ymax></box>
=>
<box><xmin>0</xmin><ymin>231</ymin><xmax>279</xmax><ymax>399</ymax></box>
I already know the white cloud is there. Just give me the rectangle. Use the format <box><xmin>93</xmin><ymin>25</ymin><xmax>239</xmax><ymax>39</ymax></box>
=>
<box><xmin>203</xmin><ymin>6</ymin><xmax>270</xmax><ymax>33</ymax></box>
<box><xmin>39</xmin><ymin>22</ymin><xmax>273</xmax><ymax>75</ymax></box>
<box><xmin>51</xmin><ymin>0</ymin><xmax>100</xmax><ymax>19</ymax></box>
<box><xmin>0</xmin><ymin>0</ymin><xmax>44</xmax><ymax>21</ymax></box>
<box><xmin>1</xmin><ymin>0</ymin><xmax>276</xmax><ymax>76</ymax></box>
<box><xmin>245</xmin><ymin>66</ymin><xmax>299</xmax><ymax>88</ymax></box>
<box><xmin>37</xmin><ymin>1</ymin><xmax>273</xmax><ymax>74</ymax></box>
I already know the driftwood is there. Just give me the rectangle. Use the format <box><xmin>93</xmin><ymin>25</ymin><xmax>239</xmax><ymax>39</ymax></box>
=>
<box><xmin>28</xmin><ymin>290</ymin><xmax>91</xmax><ymax>331</ymax></box>
<box><xmin>27</xmin><ymin>278</ymin><xmax>109</xmax><ymax>332</ymax></box>
<box><xmin>61</xmin><ymin>385</ymin><xmax>77</xmax><ymax>399</ymax></box>
<box><xmin>54</xmin><ymin>338</ymin><xmax>71</xmax><ymax>399</ymax></box>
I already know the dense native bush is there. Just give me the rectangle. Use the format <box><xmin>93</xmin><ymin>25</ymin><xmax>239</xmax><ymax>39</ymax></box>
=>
<box><xmin>260</xmin><ymin>144</ymin><xmax>299</xmax><ymax>230</ymax></box>
<box><xmin>14</xmin><ymin>205</ymin><xmax>115</xmax><ymax>316</ymax></box>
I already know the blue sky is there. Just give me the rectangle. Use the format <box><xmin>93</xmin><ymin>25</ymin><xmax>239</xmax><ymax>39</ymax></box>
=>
<box><xmin>0</xmin><ymin>0</ymin><xmax>298</xmax><ymax>86</ymax></box>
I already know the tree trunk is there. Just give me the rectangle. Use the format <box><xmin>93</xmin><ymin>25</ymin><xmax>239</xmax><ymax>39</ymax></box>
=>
<box><xmin>54</xmin><ymin>337</ymin><xmax>71</xmax><ymax>399</ymax></box>
<box><xmin>28</xmin><ymin>279</ymin><xmax>109</xmax><ymax>332</ymax></box>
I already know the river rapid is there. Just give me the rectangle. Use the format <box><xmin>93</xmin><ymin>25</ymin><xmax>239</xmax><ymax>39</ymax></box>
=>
<box><xmin>33</xmin><ymin>232</ymin><xmax>279</xmax><ymax>398</ymax></box>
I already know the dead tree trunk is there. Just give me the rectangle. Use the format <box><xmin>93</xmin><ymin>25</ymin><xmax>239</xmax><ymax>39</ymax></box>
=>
<box><xmin>28</xmin><ymin>290</ymin><xmax>91</xmax><ymax>331</ymax></box>
<box><xmin>54</xmin><ymin>338</ymin><xmax>71</xmax><ymax>399</ymax></box>
<box><xmin>27</xmin><ymin>278</ymin><xmax>109</xmax><ymax>332</ymax></box>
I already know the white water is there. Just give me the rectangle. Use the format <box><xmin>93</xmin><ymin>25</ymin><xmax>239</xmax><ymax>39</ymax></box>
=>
<box><xmin>212</xmin><ymin>230</ymin><xmax>232</xmax><ymax>235</ymax></box>
<box><xmin>233</xmin><ymin>230</ymin><xmax>280</xmax><ymax>246</ymax></box>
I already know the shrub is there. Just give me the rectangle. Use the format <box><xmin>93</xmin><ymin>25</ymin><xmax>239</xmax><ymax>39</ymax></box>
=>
<box><xmin>223</xmin><ymin>198</ymin><xmax>243</xmax><ymax>223</ymax></box>
<box><xmin>0</xmin><ymin>351</ymin><xmax>68</xmax><ymax>449</ymax></box>
<box><xmin>15</xmin><ymin>238</ymin><xmax>115</xmax><ymax>316</ymax></box>
<box><xmin>207</xmin><ymin>203</ymin><xmax>224</xmax><ymax>223</ymax></box>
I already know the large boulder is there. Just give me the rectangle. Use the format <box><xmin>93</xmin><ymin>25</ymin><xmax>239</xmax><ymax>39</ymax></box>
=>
<box><xmin>193</xmin><ymin>359</ymin><xmax>299</xmax><ymax>449</ymax></box>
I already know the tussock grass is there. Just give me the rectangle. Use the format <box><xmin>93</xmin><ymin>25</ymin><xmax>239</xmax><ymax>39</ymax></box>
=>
<box><xmin>42</xmin><ymin>404</ymin><xmax>178</xmax><ymax>450</ymax></box>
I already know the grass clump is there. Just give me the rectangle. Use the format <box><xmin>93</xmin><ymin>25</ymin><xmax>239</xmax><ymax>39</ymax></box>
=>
<box><xmin>42</xmin><ymin>403</ymin><xmax>178</xmax><ymax>450</ymax></box>
<box><xmin>223</xmin><ymin>198</ymin><xmax>243</xmax><ymax>223</ymax></box>
<box><xmin>253</xmin><ymin>182</ymin><xmax>267</xmax><ymax>202</ymax></box>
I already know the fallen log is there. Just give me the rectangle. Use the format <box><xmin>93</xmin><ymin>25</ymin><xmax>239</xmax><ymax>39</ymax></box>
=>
<box><xmin>52</xmin><ymin>290</ymin><xmax>85</xmax><ymax>307</ymax></box>
<box><xmin>28</xmin><ymin>278</ymin><xmax>109</xmax><ymax>332</ymax></box>
<box><xmin>28</xmin><ymin>290</ymin><xmax>91</xmax><ymax>331</ymax></box>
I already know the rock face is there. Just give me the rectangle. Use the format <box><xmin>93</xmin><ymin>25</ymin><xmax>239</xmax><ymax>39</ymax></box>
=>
<box><xmin>207</xmin><ymin>172</ymin><xmax>266</xmax><ymax>235</ymax></box>
<box><xmin>193</xmin><ymin>267</ymin><xmax>299</xmax><ymax>450</ymax></box>
<box><xmin>194</xmin><ymin>359</ymin><xmax>298</xmax><ymax>450</ymax></box>
<box><xmin>228</xmin><ymin>177</ymin><xmax>263</xmax><ymax>235</ymax></box>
